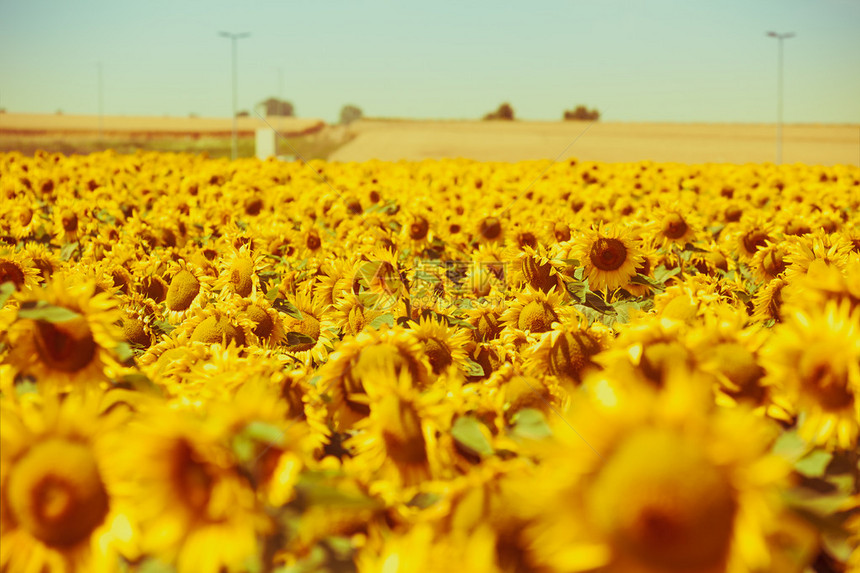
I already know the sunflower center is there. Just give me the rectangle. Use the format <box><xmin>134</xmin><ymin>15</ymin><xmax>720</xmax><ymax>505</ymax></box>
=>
<box><xmin>166</xmin><ymin>269</ymin><xmax>200</xmax><ymax>311</ymax></box>
<box><xmin>381</xmin><ymin>399</ymin><xmax>428</xmax><ymax>468</ymax></box>
<box><xmin>306</xmin><ymin>232</ymin><xmax>321</xmax><ymax>251</ymax></box>
<box><xmin>711</xmin><ymin>343</ymin><xmax>765</xmax><ymax>402</ymax></box>
<box><xmin>475</xmin><ymin>312</ymin><xmax>502</xmax><ymax>342</ymax></box>
<box><xmin>423</xmin><ymin>337</ymin><xmax>452</xmax><ymax>374</ymax></box>
<box><xmin>479</xmin><ymin>217</ymin><xmax>502</xmax><ymax>240</ymax></box>
<box><xmin>549</xmin><ymin>330</ymin><xmax>602</xmax><ymax>383</ymax></box>
<box><xmin>190</xmin><ymin>314</ymin><xmax>246</xmax><ymax>346</ymax></box>
<box><xmin>245</xmin><ymin>304</ymin><xmax>274</xmax><ymax>340</ymax></box>
<box><xmin>122</xmin><ymin>317</ymin><xmax>151</xmax><ymax>348</ymax></box>
<box><xmin>762</xmin><ymin>248</ymin><xmax>786</xmax><ymax>278</ymax></box>
<box><xmin>409</xmin><ymin>218</ymin><xmax>429</xmax><ymax>240</ymax></box>
<box><xmin>60</xmin><ymin>211</ymin><xmax>78</xmax><ymax>232</ymax></box>
<box><xmin>8</xmin><ymin>439</ymin><xmax>109</xmax><ymax>547</ymax></box>
<box><xmin>141</xmin><ymin>275</ymin><xmax>167</xmax><ymax>302</ymax></box>
<box><xmin>229</xmin><ymin>256</ymin><xmax>254</xmax><ymax>297</ymax></box>
<box><xmin>589</xmin><ymin>429</ymin><xmax>737</xmax><ymax>571</ymax></box>
<box><xmin>19</xmin><ymin>207</ymin><xmax>34</xmax><ymax>226</ymax></box>
<box><xmin>589</xmin><ymin>237</ymin><xmax>628</xmax><ymax>272</ymax></box>
<box><xmin>801</xmin><ymin>356</ymin><xmax>855</xmax><ymax>411</ymax></box>
<box><xmin>661</xmin><ymin>213</ymin><xmax>688</xmax><ymax>239</ymax></box>
<box><xmin>523</xmin><ymin>256</ymin><xmax>555</xmax><ymax>292</ymax></box>
<box><xmin>172</xmin><ymin>440</ymin><xmax>213</xmax><ymax>513</ymax></box>
<box><xmin>554</xmin><ymin>223</ymin><xmax>571</xmax><ymax>242</ymax></box>
<box><xmin>33</xmin><ymin>317</ymin><xmax>98</xmax><ymax>373</ymax></box>
<box><xmin>0</xmin><ymin>260</ymin><xmax>26</xmax><ymax>288</ymax></box>
<box><xmin>517</xmin><ymin>300</ymin><xmax>557</xmax><ymax>333</ymax></box>
<box><xmin>743</xmin><ymin>230</ymin><xmax>770</xmax><ymax>255</ymax></box>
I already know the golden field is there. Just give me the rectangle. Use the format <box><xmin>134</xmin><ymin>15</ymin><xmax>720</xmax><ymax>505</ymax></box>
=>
<box><xmin>330</xmin><ymin>119</ymin><xmax>860</xmax><ymax>165</ymax></box>
<box><xmin>0</xmin><ymin>149</ymin><xmax>859</xmax><ymax>573</ymax></box>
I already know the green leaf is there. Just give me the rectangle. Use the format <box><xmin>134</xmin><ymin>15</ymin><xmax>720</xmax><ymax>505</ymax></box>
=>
<box><xmin>17</xmin><ymin>301</ymin><xmax>80</xmax><ymax>322</ymax></box>
<box><xmin>295</xmin><ymin>475</ymin><xmax>381</xmax><ymax>510</ymax></box>
<box><xmin>273</xmin><ymin>299</ymin><xmax>303</xmax><ymax>320</ymax></box>
<box><xmin>244</xmin><ymin>421</ymin><xmax>285</xmax><ymax>446</ymax></box>
<box><xmin>367</xmin><ymin>313</ymin><xmax>395</xmax><ymax>330</ymax></box>
<box><xmin>795</xmin><ymin>450</ymin><xmax>833</xmax><ymax>478</ymax></box>
<box><xmin>451</xmin><ymin>416</ymin><xmax>494</xmax><ymax>457</ymax></box>
<box><xmin>114</xmin><ymin>372</ymin><xmax>163</xmax><ymax>396</ymax></box>
<box><xmin>286</xmin><ymin>331</ymin><xmax>315</xmax><ymax>346</ymax></box>
<box><xmin>772</xmin><ymin>429</ymin><xmax>807</xmax><ymax>462</ymax></box>
<box><xmin>511</xmin><ymin>408</ymin><xmax>552</xmax><ymax>440</ymax></box>
<box><xmin>407</xmin><ymin>492</ymin><xmax>443</xmax><ymax>509</ymax></box>
<box><xmin>60</xmin><ymin>241</ymin><xmax>79</xmax><ymax>262</ymax></box>
<box><xmin>265</xmin><ymin>286</ymin><xmax>279</xmax><ymax>301</ymax></box>
<box><xmin>115</xmin><ymin>342</ymin><xmax>135</xmax><ymax>364</ymax></box>
<box><xmin>150</xmin><ymin>320</ymin><xmax>175</xmax><ymax>336</ymax></box>
<box><xmin>583</xmin><ymin>291</ymin><xmax>614</xmax><ymax>314</ymax></box>
<box><xmin>652</xmin><ymin>265</ymin><xmax>681</xmax><ymax>284</ymax></box>
<box><xmin>463</xmin><ymin>359</ymin><xmax>485</xmax><ymax>377</ymax></box>
<box><xmin>0</xmin><ymin>282</ymin><xmax>15</xmax><ymax>308</ymax></box>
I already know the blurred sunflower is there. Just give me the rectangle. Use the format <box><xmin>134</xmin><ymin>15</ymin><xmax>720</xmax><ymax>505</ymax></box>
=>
<box><xmin>0</xmin><ymin>390</ymin><xmax>135</xmax><ymax>573</ymax></box>
<box><xmin>3</xmin><ymin>276</ymin><xmax>123</xmax><ymax>392</ymax></box>
<box><xmin>500</xmin><ymin>287</ymin><xmax>571</xmax><ymax>335</ymax></box>
<box><xmin>105</xmin><ymin>406</ymin><xmax>271</xmax><ymax>573</ymax></box>
<box><xmin>762</xmin><ymin>300</ymin><xmax>860</xmax><ymax>450</ymax></box>
<box><xmin>0</xmin><ymin>247</ymin><xmax>41</xmax><ymax>292</ymax></box>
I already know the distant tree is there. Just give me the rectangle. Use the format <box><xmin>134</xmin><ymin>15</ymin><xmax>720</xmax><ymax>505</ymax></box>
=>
<box><xmin>483</xmin><ymin>102</ymin><xmax>515</xmax><ymax>121</ymax></box>
<box><xmin>340</xmin><ymin>104</ymin><xmax>363</xmax><ymax>125</ymax></box>
<box><xmin>236</xmin><ymin>110</ymin><xmax>250</xmax><ymax>117</ymax></box>
<box><xmin>563</xmin><ymin>105</ymin><xmax>600</xmax><ymax>121</ymax></box>
<box><xmin>256</xmin><ymin>97</ymin><xmax>294</xmax><ymax>117</ymax></box>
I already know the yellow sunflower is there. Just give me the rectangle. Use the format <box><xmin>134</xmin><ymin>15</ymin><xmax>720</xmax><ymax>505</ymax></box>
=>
<box><xmin>3</xmin><ymin>276</ymin><xmax>124</xmax><ymax>392</ymax></box>
<box><xmin>512</xmin><ymin>373</ymin><xmax>803</xmax><ymax>573</ymax></box>
<box><xmin>163</xmin><ymin>258</ymin><xmax>213</xmax><ymax>323</ymax></box>
<box><xmin>0</xmin><ymin>389</ymin><xmax>136</xmax><ymax>573</ymax></box>
<box><xmin>524</xmin><ymin>317</ymin><xmax>610</xmax><ymax>388</ymax></box>
<box><xmin>407</xmin><ymin>315</ymin><xmax>471</xmax><ymax>376</ymax></box>
<box><xmin>500</xmin><ymin>286</ymin><xmax>571</xmax><ymax>335</ymax></box>
<box><xmin>213</xmin><ymin>243</ymin><xmax>270</xmax><ymax>299</ymax></box>
<box><xmin>762</xmin><ymin>300</ymin><xmax>860</xmax><ymax>450</ymax></box>
<box><xmin>0</xmin><ymin>246</ymin><xmax>41</xmax><ymax>292</ymax></box>
<box><xmin>317</xmin><ymin>327</ymin><xmax>432</xmax><ymax>430</ymax></box>
<box><xmin>346</xmin><ymin>367</ymin><xmax>454</xmax><ymax>489</ymax></box>
<box><xmin>280</xmin><ymin>286</ymin><xmax>337</xmax><ymax>364</ymax></box>
<box><xmin>104</xmin><ymin>404</ymin><xmax>271</xmax><ymax>573</ymax></box>
<box><xmin>573</xmin><ymin>224</ymin><xmax>644</xmax><ymax>293</ymax></box>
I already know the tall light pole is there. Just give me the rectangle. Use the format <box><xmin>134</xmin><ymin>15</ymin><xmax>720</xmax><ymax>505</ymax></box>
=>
<box><xmin>97</xmin><ymin>62</ymin><xmax>104</xmax><ymax>140</ymax></box>
<box><xmin>766</xmin><ymin>31</ymin><xmax>795</xmax><ymax>164</ymax></box>
<box><xmin>218</xmin><ymin>31</ymin><xmax>250</xmax><ymax>160</ymax></box>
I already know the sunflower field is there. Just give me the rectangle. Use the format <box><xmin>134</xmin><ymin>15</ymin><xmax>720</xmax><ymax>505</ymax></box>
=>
<box><xmin>0</xmin><ymin>149</ymin><xmax>859</xmax><ymax>573</ymax></box>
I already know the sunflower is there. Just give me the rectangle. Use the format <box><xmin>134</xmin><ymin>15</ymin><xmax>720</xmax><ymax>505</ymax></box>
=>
<box><xmin>465</xmin><ymin>301</ymin><xmax>506</xmax><ymax>343</ymax></box>
<box><xmin>163</xmin><ymin>258</ymin><xmax>213</xmax><ymax>323</ymax></box>
<box><xmin>752</xmin><ymin>277</ymin><xmax>787</xmax><ymax>324</ymax></box>
<box><xmin>762</xmin><ymin>300</ymin><xmax>860</xmax><ymax>450</ymax></box>
<box><xmin>473</xmin><ymin>213</ymin><xmax>506</xmax><ymax>245</ymax></box>
<box><xmin>730</xmin><ymin>215</ymin><xmax>775</xmax><ymax>262</ymax></box>
<box><xmin>0</xmin><ymin>390</ymin><xmax>136</xmax><ymax>573</ymax></box>
<box><xmin>513</xmin><ymin>373</ymin><xmax>800</xmax><ymax>573</ymax></box>
<box><xmin>524</xmin><ymin>317</ymin><xmax>610</xmax><ymax>388</ymax></box>
<box><xmin>213</xmin><ymin>243</ymin><xmax>270</xmax><ymax>299</ymax></box>
<box><xmin>572</xmin><ymin>224</ymin><xmax>644</xmax><ymax>293</ymax></box>
<box><xmin>654</xmin><ymin>206</ymin><xmax>697</xmax><ymax>248</ymax></box>
<box><xmin>407</xmin><ymin>315</ymin><xmax>471</xmax><ymax>376</ymax></box>
<box><xmin>175</xmin><ymin>304</ymin><xmax>254</xmax><ymax>348</ymax></box>
<box><xmin>232</xmin><ymin>293</ymin><xmax>286</xmax><ymax>347</ymax></box>
<box><xmin>20</xmin><ymin>242</ymin><xmax>61</xmax><ymax>282</ymax></box>
<box><xmin>508</xmin><ymin>244</ymin><xmax>562</xmax><ymax>294</ymax></box>
<box><xmin>3</xmin><ymin>276</ymin><xmax>124</xmax><ymax>392</ymax></box>
<box><xmin>280</xmin><ymin>286</ymin><xmax>337</xmax><ymax>364</ymax></box>
<box><xmin>784</xmin><ymin>230</ymin><xmax>853</xmax><ymax>282</ymax></box>
<box><xmin>500</xmin><ymin>286</ymin><xmax>571</xmax><ymax>335</ymax></box>
<box><xmin>0</xmin><ymin>246</ymin><xmax>41</xmax><ymax>292</ymax></box>
<box><xmin>104</xmin><ymin>404</ymin><xmax>271</xmax><ymax>573</ymax></box>
<box><xmin>332</xmin><ymin>291</ymin><xmax>383</xmax><ymax>336</ymax></box>
<box><xmin>346</xmin><ymin>367</ymin><xmax>454</xmax><ymax>489</ymax></box>
<box><xmin>749</xmin><ymin>240</ymin><xmax>789</xmax><ymax>283</ymax></box>
<box><xmin>317</xmin><ymin>327</ymin><xmax>431</xmax><ymax>430</ymax></box>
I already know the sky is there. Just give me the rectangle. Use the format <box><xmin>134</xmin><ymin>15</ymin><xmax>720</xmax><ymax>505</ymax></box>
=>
<box><xmin>1</xmin><ymin>0</ymin><xmax>859</xmax><ymax>124</ymax></box>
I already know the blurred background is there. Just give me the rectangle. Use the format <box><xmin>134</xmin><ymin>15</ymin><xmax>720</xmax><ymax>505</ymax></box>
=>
<box><xmin>1</xmin><ymin>0</ymin><xmax>858</xmax><ymax>164</ymax></box>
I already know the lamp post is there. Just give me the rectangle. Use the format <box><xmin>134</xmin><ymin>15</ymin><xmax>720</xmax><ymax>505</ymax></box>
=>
<box><xmin>218</xmin><ymin>31</ymin><xmax>250</xmax><ymax>160</ymax></box>
<box><xmin>766</xmin><ymin>31</ymin><xmax>795</xmax><ymax>164</ymax></box>
<box><xmin>97</xmin><ymin>62</ymin><xmax>103</xmax><ymax>140</ymax></box>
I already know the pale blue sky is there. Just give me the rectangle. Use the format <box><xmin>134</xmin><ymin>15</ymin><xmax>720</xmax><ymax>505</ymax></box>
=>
<box><xmin>1</xmin><ymin>0</ymin><xmax>858</xmax><ymax>123</ymax></box>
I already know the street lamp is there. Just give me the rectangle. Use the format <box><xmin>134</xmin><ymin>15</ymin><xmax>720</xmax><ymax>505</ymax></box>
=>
<box><xmin>766</xmin><ymin>31</ymin><xmax>795</xmax><ymax>164</ymax></box>
<box><xmin>218</xmin><ymin>31</ymin><xmax>251</xmax><ymax>160</ymax></box>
